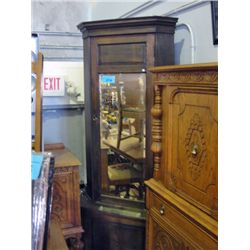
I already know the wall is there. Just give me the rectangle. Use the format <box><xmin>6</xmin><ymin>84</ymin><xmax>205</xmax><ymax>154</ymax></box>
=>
<box><xmin>42</xmin><ymin>61</ymin><xmax>84</xmax><ymax>105</ymax></box>
<box><xmin>32</xmin><ymin>1</ymin><xmax>218</xmax><ymax>64</ymax></box>
<box><xmin>42</xmin><ymin>61</ymin><xmax>86</xmax><ymax>182</ymax></box>
<box><xmin>117</xmin><ymin>1</ymin><xmax>218</xmax><ymax>64</ymax></box>
<box><xmin>43</xmin><ymin>108</ymin><xmax>86</xmax><ymax>182</ymax></box>
<box><xmin>172</xmin><ymin>1</ymin><xmax>218</xmax><ymax>63</ymax></box>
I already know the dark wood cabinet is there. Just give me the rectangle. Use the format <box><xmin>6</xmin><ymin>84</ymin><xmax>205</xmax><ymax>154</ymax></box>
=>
<box><xmin>145</xmin><ymin>63</ymin><xmax>218</xmax><ymax>249</ymax></box>
<box><xmin>77</xmin><ymin>16</ymin><xmax>178</xmax><ymax>250</ymax></box>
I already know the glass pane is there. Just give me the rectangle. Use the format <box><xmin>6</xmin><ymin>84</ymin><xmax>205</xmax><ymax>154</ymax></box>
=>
<box><xmin>99</xmin><ymin>73</ymin><xmax>146</xmax><ymax>201</ymax></box>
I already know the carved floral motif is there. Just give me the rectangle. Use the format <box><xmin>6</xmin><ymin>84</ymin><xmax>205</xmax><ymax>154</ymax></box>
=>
<box><xmin>52</xmin><ymin>183</ymin><xmax>65</xmax><ymax>219</ymax></box>
<box><xmin>185</xmin><ymin>114</ymin><xmax>207</xmax><ymax>181</ymax></box>
<box><xmin>54</xmin><ymin>166</ymin><xmax>76</xmax><ymax>173</ymax></box>
<box><xmin>158</xmin><ymin>70</ymin><xmax>217</xmax><ymax>84</ymax></box>
<box><xmin>153</xmin><ymin>222</ymin><xmax>184</xmax><ymax>250</ymax></box>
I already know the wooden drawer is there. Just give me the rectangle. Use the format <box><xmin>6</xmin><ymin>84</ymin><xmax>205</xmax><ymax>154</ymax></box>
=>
<box><xmin>147</xmin><ymin>212</ymin><xmax>197</xmax><ymax>250</ymax></box>
<box><xmin>147</xmin><ymin>190</ymin><xmax>217</xmax><ymax>249</ymax></box>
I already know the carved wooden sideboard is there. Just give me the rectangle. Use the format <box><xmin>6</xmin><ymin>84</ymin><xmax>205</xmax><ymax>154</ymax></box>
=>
<box><xmin>48</xmin><ymin>145</ymin><xmax>84</xmax><ymax>249</ymax></box>
<box><xmin>145</xmin><ymin>63</ymin><xmax>218</xmax><ymax>249</ymax></box>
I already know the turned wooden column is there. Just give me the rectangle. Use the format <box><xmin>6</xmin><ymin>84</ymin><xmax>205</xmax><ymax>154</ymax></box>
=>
<box><xmin>150</xmin><ymin>85</ymin><xmax>162</xmax><ymax>180</ymax></box>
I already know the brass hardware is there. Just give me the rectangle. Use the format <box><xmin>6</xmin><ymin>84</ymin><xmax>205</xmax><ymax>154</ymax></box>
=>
<box><xmin>191</xmin><ymin>144</ymin><xmax>198</xmax><ymax>156</ymax></box>
<box><xmin>159</xmin><ymin>205</ymin><xmax>165</xmax><ymax>215</ymax></box>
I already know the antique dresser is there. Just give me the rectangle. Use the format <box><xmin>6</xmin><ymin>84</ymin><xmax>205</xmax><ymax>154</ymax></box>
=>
<box><xmin>46</xmin><ymin>144</ymin><xmax>84</xmax><ymax>249</ymax></box>
<box><xmin>145</xmin><ymin>63</ymin><xmax>218</xmax><ymax>249</ymax></box>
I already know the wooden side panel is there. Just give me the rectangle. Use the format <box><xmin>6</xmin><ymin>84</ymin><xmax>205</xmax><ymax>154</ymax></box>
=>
<box><xmin>52</xmin><ymin>166</ymin><xmax>82</xmax><ymax>228</ymax></box>
<box><xmin>81</xmin><ymin>203</ymin><xmax>146</xmax><ymax>250</ymax></box>
<box><xmin>98</xmin><ymin>43</ymin><xmax>146</xmax><ymax>65</ymax></box>
<box><xmin>92</xmin><ymin>219</ymin><xmax>145</xmax><ymax>250</ymax></box>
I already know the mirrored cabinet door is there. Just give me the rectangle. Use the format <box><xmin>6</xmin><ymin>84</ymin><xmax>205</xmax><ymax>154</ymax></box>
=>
<box><xmin>99</xmin><ymin>73</ymin><xmax>146</xmax><ymax>200</ymax></box>
<box><xmin>78</xmin><ymin>16</ymin><xmax>178</xmax><ymax>203</ymax></box>
<box><xmin>78</xmin><ymin>16</ymin><xmax>177</xmax><ymax>250</ymax></box>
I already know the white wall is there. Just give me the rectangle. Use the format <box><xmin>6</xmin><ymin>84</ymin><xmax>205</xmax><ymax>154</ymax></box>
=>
<box><xmin>32</xmin><ymin>1</ymin><xmax>218</xmax><ymax>64</ymax></box>
<box><xmin>43</xmin><ymin>108</ymin><xmax>86</xmax><ymax>183</ymax></box>
<box><xmin>171</xmin><ymin>1</ymin><xmax>218</xmax><ymax>63</ymax></box>
<box><xmin>123</xmin><ymin>1</ymin><xmax>218</xmax><ymax>64</ymax></box>
<box><xmin>43</xmin><ymin>61</ymin><xmax>84</xmax><ymax>105</ymax></box>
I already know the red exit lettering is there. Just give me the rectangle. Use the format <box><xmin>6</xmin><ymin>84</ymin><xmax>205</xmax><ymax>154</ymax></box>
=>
<box><xmin>44</xmin><ymin>77</ymin><xmax>60</xmax><ymax>91</ymax></box>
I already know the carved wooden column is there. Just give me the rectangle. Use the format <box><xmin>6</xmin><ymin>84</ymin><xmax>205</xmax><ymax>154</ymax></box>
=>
<box><xmin>151</xmin><ymin>84</ymin><xmax>163</xmax><ymax>180</ymax></box>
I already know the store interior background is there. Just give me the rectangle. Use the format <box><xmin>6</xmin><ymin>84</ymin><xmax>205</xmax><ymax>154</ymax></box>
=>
<box><xmin>3</xmin><ymin>1</ymin><xmax>250</xmax><ymax>249</ymax></box>
<box><xmin>31</xmin><ymin>0</ymin><xmax>218</xmax><ymax>184</ymax></box>
<box><xmin>0</xmin><ymin>0</ymin><xmax>250</xmax><ymax>249</ymax></box>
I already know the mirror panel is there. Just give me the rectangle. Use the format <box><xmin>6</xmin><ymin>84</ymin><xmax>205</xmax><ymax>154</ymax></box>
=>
<box><xmin>99</xmin><ymin>73</ymin><xmax>146</xmax><ymax>201</ymax></box>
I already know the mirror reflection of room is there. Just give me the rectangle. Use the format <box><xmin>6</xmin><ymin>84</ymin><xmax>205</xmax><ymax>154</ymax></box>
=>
<box><xmin>99</xmin><ymin>73</ymin><xmax>146</xmax><ymax>200</ymax></box>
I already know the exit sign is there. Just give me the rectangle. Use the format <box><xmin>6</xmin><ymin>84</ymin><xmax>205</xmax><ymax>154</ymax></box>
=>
<box><xmin>43</xmin><ymin>76</ymin><xmax>65</xmax><ymax>96</ymax></box>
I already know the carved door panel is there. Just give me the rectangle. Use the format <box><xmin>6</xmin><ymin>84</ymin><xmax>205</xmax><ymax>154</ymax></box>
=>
<box><xmin>52</xmin><ymin>167</ymin><xmax>77</xmax><ymax>228</ymax></box>
<box><xmin>165</xmin><ymin>88</ymin><xmax>218</xmax><ymax>218</ymax></box>
<box><xmin>147</xmin><ymin>214</ymin><xmax>196</xmax><ymax>250</ymax></box>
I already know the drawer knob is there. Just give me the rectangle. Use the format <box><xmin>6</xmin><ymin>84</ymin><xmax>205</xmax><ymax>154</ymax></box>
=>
<box><xmin>191</xmin><ymin>144</ymin><xmax>198</xmax><ymax>156</ymax></box>
<box><xmin>159</xmin><ymin>205</ymin><xmax>165</xmax><ymax>215</ymax></box>
<box><xmin>92</xmin><ymin>115</ymin><xmax>98</xmax><ymax>121</ymax></box>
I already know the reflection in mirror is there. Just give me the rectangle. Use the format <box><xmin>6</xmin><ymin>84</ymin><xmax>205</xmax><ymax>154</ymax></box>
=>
<box><xmin>99</xmin><ymin>73</ymin><xmax>146</xmax><ymax>201</ymax></box>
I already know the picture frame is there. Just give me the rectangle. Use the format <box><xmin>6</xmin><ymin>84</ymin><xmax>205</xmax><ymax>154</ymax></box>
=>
<box><xmin>211</xmin><ymin>1</ymin><xmax>218</xmax><ymax>45</ymax></box>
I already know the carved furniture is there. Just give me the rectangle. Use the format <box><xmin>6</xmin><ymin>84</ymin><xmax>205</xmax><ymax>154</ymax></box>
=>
<box><xmin>77</xmin><ymin>16</ymin><xmax>178</xmax><ymax>249</ymax></box>
<box><xmin>145</xmin><ymin>63</ymin><xmax>218</xmax><ymax>249</ymax></box>
<box><xmin>46</xmin><ymin>144</ymin><xmax>84</xmax><ymax>249</ymax></box>
<box><xmin>77</xmin><ymin>16</ymin><xmax>178</xmax><ymax>199</ymax></box>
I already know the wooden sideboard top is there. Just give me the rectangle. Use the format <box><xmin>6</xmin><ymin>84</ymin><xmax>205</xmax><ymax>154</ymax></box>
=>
<box><xmin>45</xmin><ymin>143</ymin><xmax>81</xmax><ymax>167</ymax></box>
<box><xmin>148</xmin><ymin>62</ymin><xmax>218</xmax><ymax>73</ymax></box>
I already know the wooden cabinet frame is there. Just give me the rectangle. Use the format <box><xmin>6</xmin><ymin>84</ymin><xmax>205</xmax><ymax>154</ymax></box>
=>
<box><xmin>77</xmin><ymin>16</ymin><xmax>178</xmax><ymax>201</ymax></box>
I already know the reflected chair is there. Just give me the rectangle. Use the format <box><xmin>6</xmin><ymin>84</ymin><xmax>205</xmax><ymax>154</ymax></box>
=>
<box><xmin>107</xmin><ymin>162</ymin><xmax>143</xmax><ymax>199</ymax></box>
<box><xmin>116</xmin><ymin>77</ymin><xmax>145</xmax><ymax>149</ymax></box>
